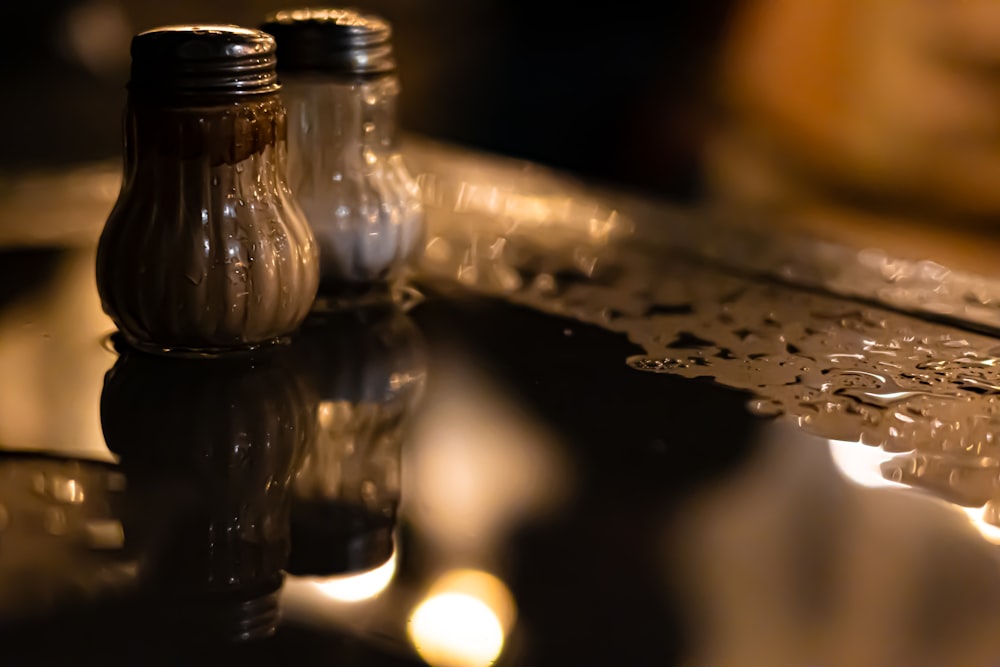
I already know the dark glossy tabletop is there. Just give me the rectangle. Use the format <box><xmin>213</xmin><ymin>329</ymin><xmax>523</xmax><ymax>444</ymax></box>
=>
<box><xmin>3</xmin><ymin>139</ymin><xmax>1000</xmax><ymax>666</ymax></box>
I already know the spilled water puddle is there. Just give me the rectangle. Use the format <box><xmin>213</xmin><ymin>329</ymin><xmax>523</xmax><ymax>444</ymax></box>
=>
<box><xmin>419</xmin><ymin>231</ymin><xmax>1000</xmax><ymax>528</ymax></box>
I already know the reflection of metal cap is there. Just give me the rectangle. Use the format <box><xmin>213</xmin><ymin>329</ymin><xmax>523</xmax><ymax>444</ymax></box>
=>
<box><xmin>287</xmin><ymin>501</ymin><xmax>395</xmax><ymax>576</ymax></box>
<box><xmin>129</xmin><ymin>25</ymin><xmax>280</xmax><ymax>99</ymax></box>
<box><xmin>260</xmin><ymin>8</ymin><xmax>395</xmax><ymax>75</ymax></box>
<box><xmin>150</xmin><ymin>577</ymin><xmax>284</xmax><ymax>643</ymax></box>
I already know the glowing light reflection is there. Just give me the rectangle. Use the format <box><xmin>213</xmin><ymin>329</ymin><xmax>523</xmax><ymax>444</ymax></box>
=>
<box><xmin>312</xmin><ymin>549</ymin><xmax>398</xmax><ymax>603</ymax></box>
<box><xmin>407</xmin><ymin>367</ymin><xmax>570</xmax><ymax>554</ymax></box>
<box><xmin>962</xmin><ymin>507</ymin><xmax>1000</xmax><ymax>545</ymax></box>
<box><xmin>827</xmin><ymin>439</ymin><xmax>910</xmax><ymax>489</ymax></box>
<box><xmin>410</xmin><ymin>593</ymin><xmax>503</xmax><ymax>667</ymax></box>
<box><xmin>408</xmin><ymin>570</ymin><xmax>515</xmax><ymax>667</ymax></box>
<box><xmin>829</xmin><ymin>439</ymin><xmax>1000</xmax><ymax>545</ymax></box>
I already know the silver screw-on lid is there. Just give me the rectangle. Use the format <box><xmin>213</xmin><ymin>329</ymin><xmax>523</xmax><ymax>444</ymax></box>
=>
<box><xmin>260</xmin><ymin>8</ymin><xmax>396</xmax><ymax>75</ymax></box>
<box><xmin>129</xmin><ymin>25</ymin><xmax>280</xmax><ymax>99</ymax></box>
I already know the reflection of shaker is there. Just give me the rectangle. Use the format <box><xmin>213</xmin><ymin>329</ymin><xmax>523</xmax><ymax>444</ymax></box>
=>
<box><xmin>261</xmin><ymin>9</ymin><xmax>425</xmax><ymax>299</ymax></box>
<box><xmin>96</xmin><ymin>25</ymin><xmax>319</xmax><ymax>354</ymax></box>
<box><xmin>100</xmin><ymin>343</ymin><xmax>314</xmax><ymax>642</ymax></box>
<box><xmin>288</xmin><ymin>306</ymin><xmax>426</xmax><ymax>575</ymax></box>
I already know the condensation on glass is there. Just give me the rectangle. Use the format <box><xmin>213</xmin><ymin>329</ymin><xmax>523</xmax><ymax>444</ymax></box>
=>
<box><xmin>95</xmin><ymin>25</ymin><xmax>319</xmax><ymax>355</ymax></box>
<box><xmin>261</xmin><ymin>8</ymin><xmax>425</xmax><ymax>300</ymax></box>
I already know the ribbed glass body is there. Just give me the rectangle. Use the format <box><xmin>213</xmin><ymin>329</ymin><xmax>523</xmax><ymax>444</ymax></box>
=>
<box><xmin>96</xmin><ymin>93</ymin><xmax>319</xmax><ymax>353</ymax></box>
<box><xmin>282</xmin><ymin>73</ymin><xmax>424</xmax><ymax>293</ymax></box>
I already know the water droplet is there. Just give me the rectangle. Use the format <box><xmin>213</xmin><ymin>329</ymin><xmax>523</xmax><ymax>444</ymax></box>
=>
<box><xmin>44</xmin><ymin>508</ymin><xmax>67</xmax><ymax>536</ymax></box>
<box><xmin>361</xmin><ymin>480</ymin><xmax>378</xmax><ymax>506</ymax></box>
<box><xmin>106</xmin><ymin>472</ymin><xmax>127</xmax><ymax>492</ymax></box>
<box><xmin>85</xmin><ymin>520</ymin><xmax>125</xmax><ymax>550</ymax></box>
<box><xmin>881</xmin><ymin>461</ymin><xmax>904</xmax><ymax>487</ymax></box>
<box><xmin>748</xmin><ymin>398</ymin><xmax>785</xmax><ymax>418</ymax></box>
<box><xmin>183</xmin><ymin>269</ymin><xmax>204</xmax><ymax>287</ymax></box>
<box><xmin>533</xmin><ymin>273</ymin><xmax>557</xmax><ymax>295</ymax></box>
<box><xmin>49</xmin><ymin>476</ymin><xmax>85</xmax><ymax>504</ymax></box>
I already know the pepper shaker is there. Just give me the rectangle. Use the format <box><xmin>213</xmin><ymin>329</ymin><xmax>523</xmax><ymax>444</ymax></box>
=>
<box><xmin>96</xmin><ymin>25</ymin><xmax>319</xmax><ymax>354</ymax></box>
<box><xmin>260</xmin><ymin>8</ymin><xmax>425</xmax><ymax>301</ymax></box>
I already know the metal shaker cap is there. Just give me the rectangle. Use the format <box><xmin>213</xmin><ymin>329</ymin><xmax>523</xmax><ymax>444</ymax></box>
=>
<box><xmin>129</xmin><ymin>25</ymin><xmax>280</xmax><ymax>99</ymax></box>
<box><xmin>260</xmin><ymin>7</ymin><xmax>396</xmax><ymax>75</ymax></box>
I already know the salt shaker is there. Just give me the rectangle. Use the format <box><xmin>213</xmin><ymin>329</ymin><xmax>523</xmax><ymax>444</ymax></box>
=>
<box><xmin>260</xmin><ymin>8</ymin><xmax>425</xmax><ymax>299</ymax></box>
<box><xmin>96</xmin><ymin>25</ymin><xmax>319</xmax><ymax>354</ymax></box>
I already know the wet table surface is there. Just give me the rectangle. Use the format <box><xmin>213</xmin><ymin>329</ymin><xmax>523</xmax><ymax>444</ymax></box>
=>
<box><xmin>4</xmin><ymin>138</ymin><xmax>1000</xmax><ymax>666</ymax></box>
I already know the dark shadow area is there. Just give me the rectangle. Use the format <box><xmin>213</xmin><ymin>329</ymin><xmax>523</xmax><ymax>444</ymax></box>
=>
<box><xmin>407</xmin><ymin>288</ymin><xmax>763</xmax><ymax>667</ymax></box>
<box><xmin>0</xmin><ymin>0</ymin><xmax>737</xmax><ymax>201</ymax></box>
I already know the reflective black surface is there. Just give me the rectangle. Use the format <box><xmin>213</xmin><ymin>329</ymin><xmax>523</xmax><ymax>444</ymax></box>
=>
<box><xmin>0</xmin><ymin>245</ymin><xmax>757</xmax><ymax>664</ymax></box>
<box><xmin>6</xmin><ymin>143</ymin><xmax>1000</xmax><ymax>666</ymax></box>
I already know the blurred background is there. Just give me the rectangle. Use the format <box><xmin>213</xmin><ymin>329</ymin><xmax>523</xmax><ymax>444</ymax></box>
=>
<box><xmin>6</xmin><ymin>0</ymin><xmax>1000</xmax><ymax>257</ymax></box>
<box><xmin>0</xmin><ymin>0</ymin><xmax>734</xmax><ymax>201</ymax></box>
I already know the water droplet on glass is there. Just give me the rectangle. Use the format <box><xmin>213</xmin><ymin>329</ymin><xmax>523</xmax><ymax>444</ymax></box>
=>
<box><xmin>31</xmin><ymin>473</ymin><xmax>45</xmax><ymax>495</ymax></box>
<box><xmin>533</xmin><ymin>273</ymin><xmax>557</xmax><ymax>295</ymax></box>
<box><xmin>49</xmin><ymin>476</ymin><xmax>85</xmax><ymax>504</ymax></box>
<box><xmin>106</xmin><ymin>472</ymin><xmax>127</xmax><ymax>492</ymax></box>
<box><xmin>44</xmin><ymin>508</ymin><xmax>67</xmax><ymax>536</ymax></box>
<box><xmin>85</xmin><ymin>519</ymin><xmax>125</xmax><ymax>550</ymax></box>
<box><xmin>361</xmin><ymin>480</ymin><xmax>378</xmax><ymax>506</ymax></box>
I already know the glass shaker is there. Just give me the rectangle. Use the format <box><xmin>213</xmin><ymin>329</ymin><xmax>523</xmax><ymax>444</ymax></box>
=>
<box><xmin>260</xmin><ymin>8</ymin><xmax>425</xmax><ymax>301</ymax></box>
<box><xmin>96</xmin><ymin>25</ymin><xmax>319</xmax><ymax>354</ymax></box>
